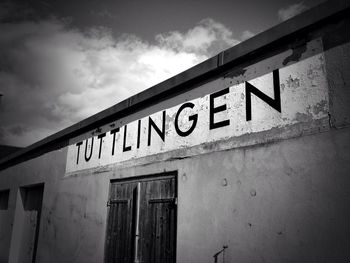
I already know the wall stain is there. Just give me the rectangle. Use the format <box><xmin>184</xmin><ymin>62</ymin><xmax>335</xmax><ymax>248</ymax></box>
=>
<box><xmin>285</xmin><ymin>166</ymin><xmax>296</xmax><ymax>177</ymax></box>
<box><xmin>250</xmin><ymin>189</ymin><xmax>257</xmax><ymax>197</ymax></box>
<box><xmin>282</xmin><ymin>43</ymin><xmax>307</xmax><ymax>66</ymax></box>
<box><xmin>295</xmin><ymin>112</ymin><xmax>313</xmax><ymax>122</ymax></box>
<box><xmin>165</xmin><ymin>112</ymin><xmax>176</xmax><ymax>131</ymax></box>
<box><xmin>224</xmin><ymin>67</ymin><xmax>247</xmax><ymax>79</ymax></box>
<box><xmin>313</xmin><ymin>100</ymin><xmax>327</xmax><ymax>115</ymax></box>
<box><xmin>286</xmin><ymin>75</ymin><xmax>301</xmax><ymax>89</ymax></box>
<box><xmin>280</xmin><ymin>83</ymin><xmax>286</xmax><ymax>91</ymax></box>
<box><xmin>221</xmin><ymin>178</ymin><xmax>228</xmax><ymax>186</ymax></box>
<box><xmin>307</xmin><ymin>68</ymin><xmax>318</xmax><ymax>80</ymax></box>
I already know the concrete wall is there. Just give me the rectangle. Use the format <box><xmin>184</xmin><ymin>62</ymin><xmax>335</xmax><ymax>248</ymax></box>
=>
<box><xmin>0</xmin><ymin>146</ymin><xmax>112</xmax><ymax>262</ymax></box>
<box><xmin>1</xmin><ymin>127</ymin><xmax>349</xmax><ymax>263</ymax></box>
<box><xmin>0</xmin><ymin>148</ymin><xmax>67</xmax><ymax>263</ymax></box>
<box><xmin>126</xmin><ymin>127</ymin><xmax>350</xmax><ymax>263</ymax></box>
<box><xmin>0</xmin><ymin>191</ymin><xmax>11</xmax><ymax>263</ymax></box>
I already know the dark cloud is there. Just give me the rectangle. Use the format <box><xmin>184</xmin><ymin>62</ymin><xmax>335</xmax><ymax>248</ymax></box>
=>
<box><xmin>0</xmin><ymin>1</ymin><xmax>40</xmax><ymax>23</ymax></box>
<box><xmin>9</xmin><ymin>125</ymin><xmax>28</xmax><ymax>136</ymax></box>
<box><xmin>90</xmin><ymin>10</ymin><xmax>118</xmax><ymax>20</ymax></box>
<box><xmin>0</xmin><ymin>15</ymin><xmax>241</xmax><ymax>147</ymax></box>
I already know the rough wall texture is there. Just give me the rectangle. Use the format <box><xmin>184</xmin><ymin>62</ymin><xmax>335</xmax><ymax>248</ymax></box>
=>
<box><xmin>1</xmin><ymin>128</ymin><xmax>350</xmax><ymax>263</ymax></box>
<box><xmin>0</xmin><ymin>147</ymin><xmax>110</xmax><ymax>262</ymax></box>
<box><xmin>323</xmin><ymin>11</ymin><xmax>350</xmax><ymax>129</ymax></box>
<box><xmin>0</xmin><ymin>209</ymin><xmax>11</xmax><ymax>263</ymax></box>
<box><xmin>325</xmin><ymin>42</ymin><xmax>350</xmax><ymax>128</ymax></box>
<box><xmin>0</xmin><ymin>148</ymin><xmax>67</xmax><ymax>263</ymax></box>
<box><xmin>129</xmin><ymin>127</ymin><xmax>350</xmax><ymax>263</ymax></box>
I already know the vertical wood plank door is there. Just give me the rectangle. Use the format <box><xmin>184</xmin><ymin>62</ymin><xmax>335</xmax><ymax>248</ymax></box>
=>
<box><xmin>139</xmin><ymin>177</ymin><xmax>176</xmax><ymax>263</ymax></box>
<box><xmin>105</xmin><ymin>175</ymin><xmax>177</xmax><ymax>263</ymax></box>
<box><xmin>105</xmin><ymin>182</ymin><xmax>136</xmax><ymax>263</ymax></box>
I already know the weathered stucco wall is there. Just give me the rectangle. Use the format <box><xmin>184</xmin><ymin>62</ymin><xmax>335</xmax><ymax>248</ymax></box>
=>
<box><xmin>1</xmin><ymin>127</ymin><xmax>349</xmax><ymax>263</ymax></box>
<box><xmin>0</xmin><ymin>148</ymin><xmax>67</xmax><ymax>263</ymax></box>
<box><xmin>125</xmin><ymin>127</ymin><xmax>350</xmax><ymax>263</ymax></box>
<box><xmin>0</xmin><ymin>203</ymin><xmax>11</xmax><ymax>263</ymax></box>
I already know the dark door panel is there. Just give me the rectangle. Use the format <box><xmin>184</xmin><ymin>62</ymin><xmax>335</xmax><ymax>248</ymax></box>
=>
<box><xmin>105</xmin><ymin>174</ymin><xmax>177</xmax><ymax>263</ymax></box>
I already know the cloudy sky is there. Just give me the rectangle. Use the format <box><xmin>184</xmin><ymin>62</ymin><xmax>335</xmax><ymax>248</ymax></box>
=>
<box><xmin>0</xmin><ymin>0</ymin><xmax>324</xmax><ymax>147</ymax></box>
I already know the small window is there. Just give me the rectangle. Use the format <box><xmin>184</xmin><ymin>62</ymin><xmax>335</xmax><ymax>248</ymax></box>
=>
<box><xmin>0</xmin><ymin>189</ymin><xmax>10</xmax><ymax>210</ymax></box>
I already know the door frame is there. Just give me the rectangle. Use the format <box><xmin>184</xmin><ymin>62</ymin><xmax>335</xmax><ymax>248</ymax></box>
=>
<box><xmin>109</xmin><ymin>171</ymin><xmax>177</xmax><ymax>185</ymax></box>
<box><xmin>104</xmin><ymin>170</ymin><xmax>178</xmax><ymax>263</ymax></box>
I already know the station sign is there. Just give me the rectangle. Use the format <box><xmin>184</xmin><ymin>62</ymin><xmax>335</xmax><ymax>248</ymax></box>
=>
<box><xmin>66</xmin><ymin>53</ymin><xmax>328</xmax><ymax>173</ymax></box>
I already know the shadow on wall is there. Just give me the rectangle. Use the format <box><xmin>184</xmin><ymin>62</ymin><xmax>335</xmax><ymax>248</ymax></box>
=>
<box><xmin>8</xmin><ymin>184</ymin><xmax>44</xmax><ymax>263</ymax></box>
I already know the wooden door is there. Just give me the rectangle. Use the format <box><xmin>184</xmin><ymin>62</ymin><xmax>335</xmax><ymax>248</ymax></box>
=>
<box><xmin>105</xmin><ymin>182</ymin><xmax>136</xmax><ymax>263</ymax></box>
<box><xmin>105</xmin><ymin>175</ymin><xmax>177</xmax><ymax>263</ymax></box>
<box><xmin>138</xmin><ymin>177</ymin><xmax>176</xmax><ymax>263</ymax></box>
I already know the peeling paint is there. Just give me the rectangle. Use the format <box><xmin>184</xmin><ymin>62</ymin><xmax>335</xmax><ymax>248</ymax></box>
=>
<box><xmin>224</xmin><ymin>67</ymin><xmax>247</xmax><ymax>79</ymax></box>
<box><xmin>313</xmin><ymin>100</ymin><xmax>328</xmax><ymax>115</ymax></box>
<box><xmin>280</xmin><ymin>83</ymin><xmax>286</xmax><ymax>91</ymax></box>
<box><xmin>282</xmin><ymin>42</ymin><xmax>307</xmax><ymax>66</ymax></box>
<box><xmin>286</xmin><ymin>75</ymin><xmax>301</xmax><ymax>89</ymax></box>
